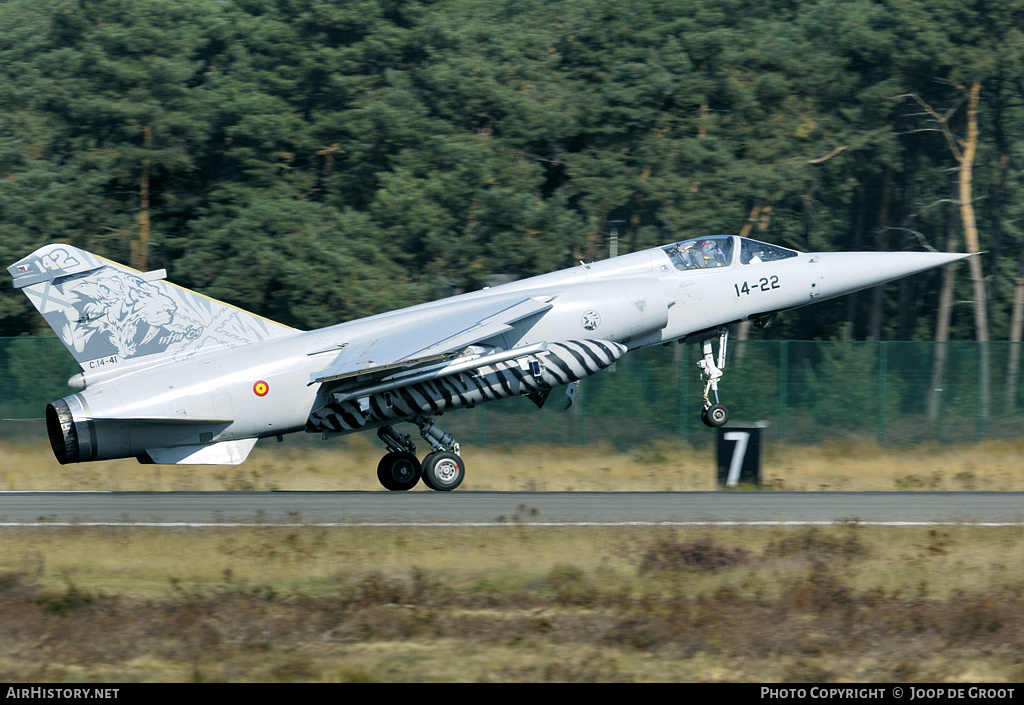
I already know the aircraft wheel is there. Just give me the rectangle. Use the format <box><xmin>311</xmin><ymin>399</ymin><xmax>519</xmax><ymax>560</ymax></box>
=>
<box><xmin>377</xmin><ymin>451</ymin><xmax>421</xmax><ymax>491</ymax></box>
<box><xmin>422</xmin><ymin>451</ymin><xmax>465</xmax><ymax>491</ymax></box>
<box><xmin>702</xmin><ymin>404</ymin><xmax>729</xmax><ymax>428</ymax></box>
<box><xmin>420</xmin><ymin>463</ymin><xmax>437</xmax><ymax>491</ymax></box>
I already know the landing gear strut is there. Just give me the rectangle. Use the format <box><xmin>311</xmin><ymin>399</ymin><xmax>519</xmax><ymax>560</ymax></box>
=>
<box><xmin>413</xmin><ymin>416</ymin><xmax>466</xmax><ymax>491</ymax></box>
<box><xmin>698</xmin><ymin>327</ymin><xmax>730</xmax><ymax>428</ymax></box>
<box><xmin>375</xmin><ymin>418</ymin><xmax>465</xmax><ymax>491</ymax></box>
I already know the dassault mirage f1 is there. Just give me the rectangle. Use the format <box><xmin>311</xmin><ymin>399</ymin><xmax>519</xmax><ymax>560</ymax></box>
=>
<box><xmin>9</xmin><ymin>236</ymin><xmax>969</xmax><ymax>490</ymax></box>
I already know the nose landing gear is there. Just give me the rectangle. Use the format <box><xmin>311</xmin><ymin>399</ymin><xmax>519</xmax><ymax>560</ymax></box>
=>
<box><xmin>698</xmin><ymin>327</ymin><xmax>731</xmax><ymax>428</ymax></box>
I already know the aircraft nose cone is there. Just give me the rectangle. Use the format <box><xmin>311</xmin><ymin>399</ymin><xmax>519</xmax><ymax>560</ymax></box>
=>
<box><xmin>812</xmin><ymin>251</ymin><xmax>972</xmax><ymax>301</ymax></box>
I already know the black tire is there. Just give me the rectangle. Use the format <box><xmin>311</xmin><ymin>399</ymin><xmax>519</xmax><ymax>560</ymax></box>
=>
<box><xmin>704</xmin><ymin>403</ymin><xmax>729</xmax><ymax>427</ymax></box>
<box><xmin>420</xmin><ymin>459</ymin><xmax>437</xmax><ymax>491</ymax></box>
<box><xmin>377</xmin><ymin>451</ymin><xmax>421</xmax><ymax>491</ymax></box>
<box><xmin>421</xmin><ymin>451</ymin><xmax>465</xmax><ymax>491</ymax></box>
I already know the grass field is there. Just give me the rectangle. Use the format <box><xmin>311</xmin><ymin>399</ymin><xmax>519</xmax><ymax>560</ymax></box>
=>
<box><xmin>3</xmin><ymin>524</ymin><xmax>1024</xmax><ymax>682</ymax></box>
<box><xmin>4</xmin><ymin>433</ymin><xmax>1024</xmax><ymax>492</ymax></box>
<box><xmin>2</xmin><ymin>436</ymin><xmax>1024</xmax><ymax>682</ymax></box>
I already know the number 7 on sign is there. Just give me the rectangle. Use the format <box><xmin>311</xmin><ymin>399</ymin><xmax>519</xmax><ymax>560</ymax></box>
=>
<box><xmin>723</xmin><ymin>431</ymin><xmax>750</xmax><ymax>487</ymax></box>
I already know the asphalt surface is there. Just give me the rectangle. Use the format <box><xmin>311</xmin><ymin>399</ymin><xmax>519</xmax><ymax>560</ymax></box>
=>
<box><xmin>2</xmin><ymin>491</ymin><xmax>1023</xmax><ymax>526</ymax></box>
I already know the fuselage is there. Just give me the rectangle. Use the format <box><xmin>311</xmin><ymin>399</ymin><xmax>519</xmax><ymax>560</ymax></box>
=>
<box><xmin>47</xmin><ymin>236</ymin><xmax>969</xmax><ymax>462</ymax></box>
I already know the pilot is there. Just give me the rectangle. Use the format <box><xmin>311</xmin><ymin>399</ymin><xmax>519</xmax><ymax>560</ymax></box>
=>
<box><xmin>674</xmin><ymin>241</ymin><xmax>700</xmax><ymax>269</ymax></box>
<box><xmin>699</xmin><ymin>240</ymin><xmax>724</xmax><ymax>267</ymax></box>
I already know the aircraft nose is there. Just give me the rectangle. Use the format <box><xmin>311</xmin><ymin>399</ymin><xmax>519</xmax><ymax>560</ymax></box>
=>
<box><xmin>811</xmin><ymin>251</ymin><xmax>973</xmax><ymax>301</ymax></box>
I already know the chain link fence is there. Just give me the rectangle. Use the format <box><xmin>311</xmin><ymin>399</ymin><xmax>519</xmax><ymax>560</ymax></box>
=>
<box><xmin>1</xmin><ymin>336</ymin><xmax>1019</xmax><ymax>449</ymax></box>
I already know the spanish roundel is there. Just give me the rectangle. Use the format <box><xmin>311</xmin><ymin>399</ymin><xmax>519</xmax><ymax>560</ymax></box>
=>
<box><xmin>253</xmin><ymin>380</ymin><xmax>269</xmax><ymax>397</ymax></box>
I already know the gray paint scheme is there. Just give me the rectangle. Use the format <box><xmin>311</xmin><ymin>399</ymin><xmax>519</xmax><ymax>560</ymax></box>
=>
<box><xmin>9</xmin><ymin>237</ymin><xmax>970</xmax><ymax>479</ymax></box>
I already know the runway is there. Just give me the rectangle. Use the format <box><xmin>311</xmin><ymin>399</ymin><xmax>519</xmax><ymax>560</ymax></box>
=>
<box><xmin>2</xmin><ymin>491</ymin><xmax>1024</xmax><ymax>527</ymax></box>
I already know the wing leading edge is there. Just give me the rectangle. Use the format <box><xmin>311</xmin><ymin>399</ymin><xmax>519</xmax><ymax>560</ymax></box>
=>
<box><xmin>310</xmin><ymin>296</ymin><xmax>552</xmax><ymax>385</ymax></box>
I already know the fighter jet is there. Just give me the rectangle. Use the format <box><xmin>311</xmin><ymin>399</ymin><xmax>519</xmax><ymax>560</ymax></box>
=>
<box><xmin>8</xmin><ymin>236</ymin><xmax>969</xmax><ymax>490</ymax></box>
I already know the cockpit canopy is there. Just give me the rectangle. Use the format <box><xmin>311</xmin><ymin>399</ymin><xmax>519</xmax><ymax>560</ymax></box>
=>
<box><xmin>661</xmin><ymin>235</ymin><xmax>798</xmax><ymax>271</ymax></box>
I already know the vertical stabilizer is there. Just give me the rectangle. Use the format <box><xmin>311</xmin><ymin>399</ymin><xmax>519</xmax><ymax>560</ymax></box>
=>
<box><xmin>9</xmin><ymin>244</ymin><xmax>296</xmax><ymax>370</ymax></box>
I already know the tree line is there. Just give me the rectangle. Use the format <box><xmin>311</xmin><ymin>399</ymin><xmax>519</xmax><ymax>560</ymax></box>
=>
<box><xmin>1</xmin><ymin>0</ymin><xmax>1022</xmax><ymax>348</ymax></box>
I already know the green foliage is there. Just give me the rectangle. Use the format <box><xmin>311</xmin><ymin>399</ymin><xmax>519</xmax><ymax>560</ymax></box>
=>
<box><xmin>169</xmin><ymin>192</ymin><xmax>419</xmax><ymax>328</ymax></box>
<box><xmin>0</xmin><ymin>337</ymin><xmax>77</xmax><ymax>418</ymax></box>
<box><xmin>802</xmin><ymin>342</ymin><xmax>880</xmax><ymax>427</ymax></box>
<box><xmin>0</xmin><ymin>0</ymin><xmax>1022</xmax><ymax>341</ymax></box>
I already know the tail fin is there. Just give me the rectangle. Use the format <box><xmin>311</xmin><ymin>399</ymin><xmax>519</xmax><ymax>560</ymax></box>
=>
<box><xmin>8</xmin><ymin>244</ymin><xmax>296</xmax><ymax>370</ymax></box>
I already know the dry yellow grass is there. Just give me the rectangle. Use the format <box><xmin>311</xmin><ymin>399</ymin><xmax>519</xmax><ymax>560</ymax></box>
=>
<box><xmin>3</xmin><ymin>524</ymin><xmax>1024</xmax><ymax>600</ymax></box>
<box><xmin>3</xmin><ymin>524</ymin><xmax>1024</xmax><ymax>682</ymax></box>
<box><xmin>5</xmin><ymin>428</ymin><xmax>1024</xmax><ymax>682</ymax></box>
<box><xmin>3</xmin><ymin>434</ymin><xmax>1024</xmax><ymax>492</ymax></box>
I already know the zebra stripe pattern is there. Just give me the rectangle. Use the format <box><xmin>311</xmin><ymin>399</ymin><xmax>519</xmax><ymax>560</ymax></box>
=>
<box><xmin>308</xmin><ymin>339</ymin><xmax>627</xmax><ymax>434</ymax></box>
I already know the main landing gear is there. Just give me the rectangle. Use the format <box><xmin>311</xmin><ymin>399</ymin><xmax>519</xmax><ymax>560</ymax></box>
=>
<box><xmin>698</xmin><ymin>327</ymin><xmax>730</xmax><ymax>428</ymax></box>
<box><xmin>375</xmin><ymin>417</ymin><xmax>466</xmax><ymax>491</ymax></box>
